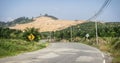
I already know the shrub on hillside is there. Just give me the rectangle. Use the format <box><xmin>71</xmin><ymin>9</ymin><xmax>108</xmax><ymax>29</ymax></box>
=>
<box><xmin>0</xmin><ymin>27</ymin><xmax>22</xmax><ymax>39</ymax></box>
<box><xmin>22</xmin><ymin>27</ymin><xmax>41</xmax><ymax>42</ymax></box>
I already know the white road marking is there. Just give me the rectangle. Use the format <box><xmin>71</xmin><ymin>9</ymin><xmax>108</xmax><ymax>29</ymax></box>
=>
<box><xmin>102</xmin><ymin>53</ymin><xmax>105</xmax><ymax>58</ymax></box>
<box><xmin>103</xmin><ymin>59</ymin><xmax>106</xmax><ymax>63</ymax></box>
<box><xmin>101</xmin><ymin>53</ymin><xmax>106</xmax><ymax>63</ymax></box>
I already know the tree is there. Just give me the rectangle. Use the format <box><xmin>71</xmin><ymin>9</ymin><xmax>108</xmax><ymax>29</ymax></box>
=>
<box><xmin>0</xmin><ymin>27</ymin><xmax>22</xmax><ymax>39</ymax></box>
<box><xmin>22</xmin><ymin>27</ymin><xmax>41</xmax><ymax>42</ymax></box>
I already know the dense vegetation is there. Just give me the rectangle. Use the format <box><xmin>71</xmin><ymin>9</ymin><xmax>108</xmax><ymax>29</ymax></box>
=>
<box><xmin>0</xmin><ymin>27</ymin><xmax>41</xmax><ymax>42</ymax></box>
<box><xmin>41</xmin><ymin>22</ymin><xmax>120</xmax><ymax>40</ymax></box>
<box><xmin>0</xmin><ymin>39</ymin><xmax>47</xmax><ymax>58</ymax></box>
<box><xmin>7</xmin><ymin>17</ymin><xmax>33</xmax><ymax>26</ymax></box>
<box><xmin>0</xmin><ymin>27</ymin><xmax>22</xmax><ymax>39</ymax></box>
<box><xmin>23</xmin><ymin>28</ymin><xmax>41</xmax><ymax>41</ymax></box>
<box><xmin>0</xmin><ymin>22</ymin><xmax>6</xmax><ymax>27</ymax></box>
<box><xmin>0</xmin><ymin>27</ymin><xmax>47</xmax><ymax>58</ymax></box>
<box><xmin>43</xmin><ymin>14</ymin><xmax>58</xmax><ymax>20</ymax></box>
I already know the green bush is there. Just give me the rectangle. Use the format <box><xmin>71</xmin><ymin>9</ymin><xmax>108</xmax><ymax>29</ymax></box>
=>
<box><xmin>0</xmin><ymin>39</ymin><xmax>47</xmax><ymax>58</ymax></box>
<box><xmin>22</xmin><ymin>27</ymin><xmax>41</xmax><ymax>42</ymax></box>
<box><xmin>0</xmin><ymin>27</ymin><xmax>22</xmax><ymax>39</ymax></box>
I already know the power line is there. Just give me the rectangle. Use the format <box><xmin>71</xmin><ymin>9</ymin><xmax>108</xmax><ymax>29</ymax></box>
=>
<box><xmin>86</xmin><ymin>0</ymin><xmax>112</xmax><ymax>45</ymax></box>
<box><xmin>87</xmin><ymin>0</ymin><xmax>112</xmax><ymax>21</ymax></box>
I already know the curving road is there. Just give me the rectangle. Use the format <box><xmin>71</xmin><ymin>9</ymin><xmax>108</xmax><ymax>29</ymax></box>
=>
<box><xmin>0</xmin><ymin>43</ymin><xmax>105</xmax><ymax>63</ymax></box>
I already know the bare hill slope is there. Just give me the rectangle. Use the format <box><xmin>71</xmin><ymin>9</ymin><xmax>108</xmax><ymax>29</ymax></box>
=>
<box><xmin>10</xmin><ymin>17</ymin><xmax>85</xmax><ymax>32</ymax></box>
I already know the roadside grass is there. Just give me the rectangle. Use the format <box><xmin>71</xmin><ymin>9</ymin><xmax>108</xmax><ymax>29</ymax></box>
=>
<box><xmin>0</xmin><ymin>39</ymin><xmax>48</xmax><ymax>58</ymax></box>
<box><xmin>102</xmin><ymin>37</ymin><xmax>120</xmax><ymax>63</ymax></box>
<box><xmin>111</xmin><ymin>50</ymin><xmax>120</xmax><ymax>63</ymax></box>
<box><xmin>78</xmin><ymin>37</ymin><xmax>120</xmax><ymax>63</ymax></box>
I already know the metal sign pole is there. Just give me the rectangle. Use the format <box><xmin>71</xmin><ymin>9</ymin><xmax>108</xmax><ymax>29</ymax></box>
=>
<box><xmin>70</xmin><ymin>27</ymin><xmax>72</xmax><ymax>42</ymax></box>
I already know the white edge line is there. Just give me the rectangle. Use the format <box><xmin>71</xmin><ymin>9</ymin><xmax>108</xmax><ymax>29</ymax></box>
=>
<box><xmin>102</xmin><ymin>53</ymin><xmax>105</xmax><ymax>58</ymax></box>
<box><xmin>103</xmin><ymin>59</ymin><xmax>106</xmax><ymax>63</ymax></box>
<box><xmin>101</xmin><ymin>53</ymin><xmax>106</xmax><ymax>63</ymax></box>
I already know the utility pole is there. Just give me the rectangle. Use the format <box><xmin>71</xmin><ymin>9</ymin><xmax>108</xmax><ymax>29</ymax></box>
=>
<box><xmin>49</xmin><ymin>31</ymin><xmax>52</xmax><ymax>42</ymax></box>
<box><xmin>86</xmin><ymin>0</ymin><xmax>111</xmax><ymax>45</ymax></box>
<box><xmin>95</xmin><ymin>20</ymin><xmax>99</xmax><ymax>45</ymax></box>
<box><xmin>53</xmin><ymin>30</ymin><xmax>55</xmax><ymax>42</ymax></box>
<box><xmin>70</xmin><ymin>26</ymin><xmax>72</xmax><ymax>42</ymax></box>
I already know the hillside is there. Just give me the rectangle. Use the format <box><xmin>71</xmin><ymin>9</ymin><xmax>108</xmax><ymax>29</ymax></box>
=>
<box><xmin>9</xmin><ymin>16</ymin><xmax>85</xmax><ymax>32</ymax></box>
<box><xmin>0</xmin><ymin>17</ymin><xmax>33</xmax><ymax>27</ymax></box>
<box><xmin>0</xmin><ymin>22</ymin><xmax>6</xmax><ymax>27</ymax></box>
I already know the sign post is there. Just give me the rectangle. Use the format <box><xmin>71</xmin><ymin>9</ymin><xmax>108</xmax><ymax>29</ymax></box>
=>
<box><xmin>86</xmin><ymin>33</ymin><xmax>89</xmax><ymax>39</ymax></box>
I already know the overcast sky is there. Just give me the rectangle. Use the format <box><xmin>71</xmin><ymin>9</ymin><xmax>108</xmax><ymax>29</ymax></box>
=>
<box><xmin>0</xmin><ymin>0</ymin><xmax>120</xmax><ymax>22</ymax></box>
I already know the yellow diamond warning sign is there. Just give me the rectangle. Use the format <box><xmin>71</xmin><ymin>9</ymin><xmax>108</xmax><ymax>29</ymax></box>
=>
<box><xmin>28</xmin><ymin>33</ymin><xmax>35</xmax><ymax>41</ymax></box>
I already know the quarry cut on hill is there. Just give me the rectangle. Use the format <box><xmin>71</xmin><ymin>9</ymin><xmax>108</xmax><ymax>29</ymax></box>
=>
<box><xmin>9</xmin><ymin>16</ymin><xmax>85</xmax><ymax>32</ymax></box>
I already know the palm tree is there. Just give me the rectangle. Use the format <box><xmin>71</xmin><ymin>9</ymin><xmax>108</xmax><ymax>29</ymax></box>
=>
<box><xmin>23</xmin><ymin>27</ymin><xmax>40</xmax><ymax>42</ymax></box>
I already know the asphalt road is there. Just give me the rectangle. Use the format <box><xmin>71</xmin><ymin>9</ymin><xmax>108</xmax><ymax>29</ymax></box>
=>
<box><xmin>0</xmin><ymin>42</ymin><xmax>105</xmax><ymax>63</ymax></box>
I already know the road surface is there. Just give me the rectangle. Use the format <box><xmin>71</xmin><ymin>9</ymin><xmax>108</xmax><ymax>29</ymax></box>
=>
<box><xmin>0</xmin><ymin>42</ymin><xmax>105</xmax><ymax>63</ymax></box>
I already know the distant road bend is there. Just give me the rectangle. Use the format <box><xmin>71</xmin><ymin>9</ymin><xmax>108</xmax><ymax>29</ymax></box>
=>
<box><xmin>0</xmin><ymin>43</ymin><xmax>105</xmax><ymax>63</ymax></box>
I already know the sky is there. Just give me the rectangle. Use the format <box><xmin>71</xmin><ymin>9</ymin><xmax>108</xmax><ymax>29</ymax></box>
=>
<box><xmin>0</xmin><ymin>0</ymin><xmax>120</xmax><ymax>22</ymax></box>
